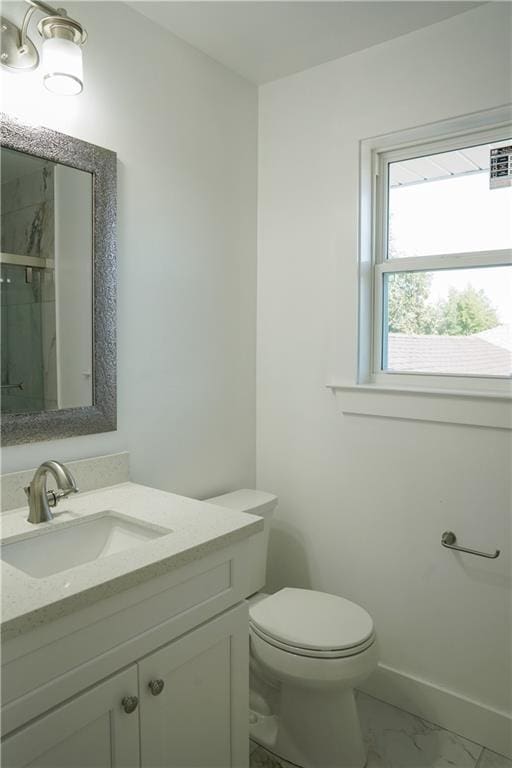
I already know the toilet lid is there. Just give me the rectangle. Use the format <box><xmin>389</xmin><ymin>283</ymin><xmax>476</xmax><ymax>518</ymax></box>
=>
<box><xmin>249</xmin><ymin>588</ymin><xmax>374</xmax><ymax>653</ymax></box>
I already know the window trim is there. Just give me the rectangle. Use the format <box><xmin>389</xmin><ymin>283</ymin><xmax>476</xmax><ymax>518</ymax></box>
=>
<box><xmin>329</xmin><ymin>106</ymin><xmax>512</xmax><ymax>429</ymax></box>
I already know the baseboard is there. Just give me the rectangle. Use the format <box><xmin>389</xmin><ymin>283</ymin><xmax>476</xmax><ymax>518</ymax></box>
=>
<box><xmin>359</xmin><ymin>663</ymin><xmax>512</xmax><ymax>759</ymax></box>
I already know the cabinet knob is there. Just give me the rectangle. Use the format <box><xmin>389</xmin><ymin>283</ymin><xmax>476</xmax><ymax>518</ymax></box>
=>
<box><xmin>148</xmin><ymin>679</ymin><xmax>165</xmax><ymax>696</ymax></box>
<box><xmin>121</xmin><ymin>695</ymin><xmax>139</xmax><ymax>714</ymax></box>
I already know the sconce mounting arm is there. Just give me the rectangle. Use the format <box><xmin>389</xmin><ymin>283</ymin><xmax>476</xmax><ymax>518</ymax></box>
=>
<box><xmin>20</xmin><ymin>2</ymin><xmax>67</xmax><ymax>48</ymax></box>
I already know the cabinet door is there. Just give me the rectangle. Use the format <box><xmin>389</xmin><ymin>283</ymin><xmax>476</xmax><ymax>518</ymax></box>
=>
<box><xmin>2</xmin><ymin>666</ymin><xmax>139</xmax><ymax>768</ymax></box>
<box><xmin>139</xmin><ymin>602</ymin><xmax>249</xmax><ymax>768</ymax></box>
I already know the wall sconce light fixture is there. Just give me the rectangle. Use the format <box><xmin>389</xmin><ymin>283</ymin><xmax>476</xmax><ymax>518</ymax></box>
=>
<box><xmin>1</xmin><ymin>0</ymin><xmax>87</xmax><ymax>95</ymax></box>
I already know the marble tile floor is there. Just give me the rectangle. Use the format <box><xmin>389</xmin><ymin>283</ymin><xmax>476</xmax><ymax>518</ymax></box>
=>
<box><xmin>249</xmin><ymin>692</ymin><xmax>512</xmax><ymax>768</ymax></box>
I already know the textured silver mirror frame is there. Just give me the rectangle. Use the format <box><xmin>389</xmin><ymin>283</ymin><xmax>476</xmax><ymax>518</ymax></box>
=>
<box><xmin>1</xmin><ymin>113</ymin><xmax>117</xmax><ymax>446</ymax></box>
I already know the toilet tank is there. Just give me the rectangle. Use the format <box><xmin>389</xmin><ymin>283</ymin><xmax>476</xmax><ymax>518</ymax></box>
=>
<box><xmin>206</xmin><ymin>489</ymin><xmax>278</xmax><ymax>596</ymax></box>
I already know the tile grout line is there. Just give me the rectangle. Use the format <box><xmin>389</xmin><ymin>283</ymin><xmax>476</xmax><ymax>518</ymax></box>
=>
<box><xmin>474</xmin><ymin>746</ymin><xmax>486</xmax><ymax>768</ymax></box>
<box><xmin>250</xmin><ymin>742</ymin><xmax>304</xmax><ymax>768</ymax></box>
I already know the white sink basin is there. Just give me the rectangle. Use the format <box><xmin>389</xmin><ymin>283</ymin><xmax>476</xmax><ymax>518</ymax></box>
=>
<box><xmin>1</xmin><ymin>512</ymin><xmax>170</xmax><ymax>579</ymax></box>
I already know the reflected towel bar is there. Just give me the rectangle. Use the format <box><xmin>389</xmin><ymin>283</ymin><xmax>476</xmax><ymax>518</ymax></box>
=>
<box><xmin>441</xmin><ymin>531</ymin><xmax>500</xmax><ymax>559</ymax></box>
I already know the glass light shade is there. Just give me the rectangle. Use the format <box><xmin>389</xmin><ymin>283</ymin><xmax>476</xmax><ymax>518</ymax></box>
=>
<box><xmin>41</xmin><ymin>37</ymin><xmax>83</xmax><ymax>95</ymax></box>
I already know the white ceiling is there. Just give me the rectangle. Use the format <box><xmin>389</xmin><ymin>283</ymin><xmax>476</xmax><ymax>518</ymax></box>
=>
<box><xmin>129</xmin><ymin>1</ymin><xmax>481</xmax><ymax>84</ymax></box>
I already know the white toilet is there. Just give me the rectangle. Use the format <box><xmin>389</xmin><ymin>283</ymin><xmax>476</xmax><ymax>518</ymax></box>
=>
<box><xmin>207</xmin><ymin>490</ymin><xmax>378</xmax><ymax>768</ymax></box>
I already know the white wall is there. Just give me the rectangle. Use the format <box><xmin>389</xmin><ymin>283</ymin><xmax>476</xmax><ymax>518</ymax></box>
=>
<box><xmin>1</xmin><ymin>2</ymin><xmax>258</xmax><ymax>498</ymax></box>
<box><xmin>257</xmin><ymin>0</ymin><xmax>512</xmax><ymax>741</ymax></box>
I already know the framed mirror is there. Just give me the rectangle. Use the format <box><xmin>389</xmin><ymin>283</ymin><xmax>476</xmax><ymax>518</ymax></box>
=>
<box><xmin>0</xmin><ymin>113</ymin><xmax>116</xmax><ymax>445</ymax></box>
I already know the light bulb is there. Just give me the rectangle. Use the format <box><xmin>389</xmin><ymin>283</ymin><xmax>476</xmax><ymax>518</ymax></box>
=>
<box><xmin>41</xmin><ymin>37</ymin><xmax>83</xmax><ymax>95</ymax></box>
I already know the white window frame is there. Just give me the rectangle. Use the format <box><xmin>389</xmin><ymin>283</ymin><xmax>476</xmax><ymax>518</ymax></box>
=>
<box><xmin>329</xmin><ymin>107</ymin><xmax>512</xmax><ymax>429</ymax></box>
<box><xmin>372</xmin><ymin>127</ymin><xmax>512</xmax><ymax>393</ymax></box>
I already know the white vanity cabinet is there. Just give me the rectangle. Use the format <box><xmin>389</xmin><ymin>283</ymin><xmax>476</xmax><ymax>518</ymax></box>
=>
<box><xmin>2</xmin><ymin>603</ymin><xmax>248</xmax><ymax>768</ymax></box>
<box><xmin>139</xmin><ymin>604</ymin><xmax>248</xmax><ymax>768</ymax></box>
<box><xmin>2</xmin><ymin>666</ymin><xmax>140</xmax><ymax>768</ymax></box>
<box><xmin>1</xmin><ymin>532</ymin><xmax>256</xmax><ymax>768</ymax></box>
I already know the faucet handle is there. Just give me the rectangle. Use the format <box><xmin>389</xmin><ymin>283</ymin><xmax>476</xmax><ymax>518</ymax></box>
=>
<box><xmin>57</xmin><ymin>486</ymin><xmax>79</xmax><ymax>499</ymax></box>
<box><xmin>46</xmin><ymin>489</ymin><xmax>59</xmax><ymax>508</ymax></box>
<box><xmin>24</xmin><ymin>485</ymin><xmax>31</xmax><ymax>500</ymax></box>
<box><xmin>47</xmin><ymin>487</ymin><xmax>79</xmax><ymax>507</ymax></box>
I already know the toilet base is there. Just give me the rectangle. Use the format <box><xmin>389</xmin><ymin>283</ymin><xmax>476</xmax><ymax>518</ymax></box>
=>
<box><xmin>250</xmin><ymin>709</ymin><xmax>279</xmax><ymax>747</ymax></box>
<box><xmin>250</xmin><ymin>683</ymin><xmax>366</xmax><ymax>768</ymax></box>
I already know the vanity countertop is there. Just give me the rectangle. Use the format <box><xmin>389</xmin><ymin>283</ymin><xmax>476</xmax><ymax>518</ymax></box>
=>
<box><xmin>0</xmin><ymin>482</ymin><xmax>263</xmax><ymax>641</ymax></box>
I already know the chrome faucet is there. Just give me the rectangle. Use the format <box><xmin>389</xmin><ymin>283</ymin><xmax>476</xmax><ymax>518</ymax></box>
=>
<box><xmin>24</xmin><ymin>461</ymin><xmax>79</xmax><ymax>524</ymax></box>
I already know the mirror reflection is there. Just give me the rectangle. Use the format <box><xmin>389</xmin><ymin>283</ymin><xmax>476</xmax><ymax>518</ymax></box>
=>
<box><xmin>1</xmin><ymin>147</ymin><xmax>93</xmax><ymax>415</ymax></box>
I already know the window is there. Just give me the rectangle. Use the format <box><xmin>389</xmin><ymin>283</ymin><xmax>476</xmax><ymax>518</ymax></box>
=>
<box><xmin>331</xmin><ymin>111</ymin><xmax>512</xmax><ymax>428</ymax></box>
<box><xmin>373</xmin><ymin>127</ymin><xmax>512</xmax><ymax>388</ymax></box>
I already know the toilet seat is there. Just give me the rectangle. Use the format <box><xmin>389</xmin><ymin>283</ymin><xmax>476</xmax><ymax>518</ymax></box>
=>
<box><xmin>250</xmin><ymin>622</ymin><xmax>375</xmax><ymax>658</ymax></box>
<box><xmin>249</xmin><ymin>588</ymin><xmax>375</xmax><ymax>660</ymax></box>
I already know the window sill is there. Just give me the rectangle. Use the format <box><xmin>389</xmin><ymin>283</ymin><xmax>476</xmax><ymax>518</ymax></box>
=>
<box><xmin>327</xmin><ymin>383</ymin><xmax>512</xmax><ymax>429</ymax></box>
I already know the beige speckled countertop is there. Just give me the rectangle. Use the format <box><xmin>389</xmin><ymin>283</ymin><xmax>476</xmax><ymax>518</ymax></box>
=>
<box><xmin>0</xmin><ymin>482</ymin><xmax>263</xmax><ymax>641</ymax></box>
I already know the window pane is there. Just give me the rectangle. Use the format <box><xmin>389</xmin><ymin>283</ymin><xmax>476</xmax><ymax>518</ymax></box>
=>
<box><xmin>382</xmin><ymin>266</ymin><xmax>512</xmax><ymax>376</ymax></box>
<box><xmin>388</xmin><ymin>141</ymin><xmax>512</xmax><ymax>258</ymax></box>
